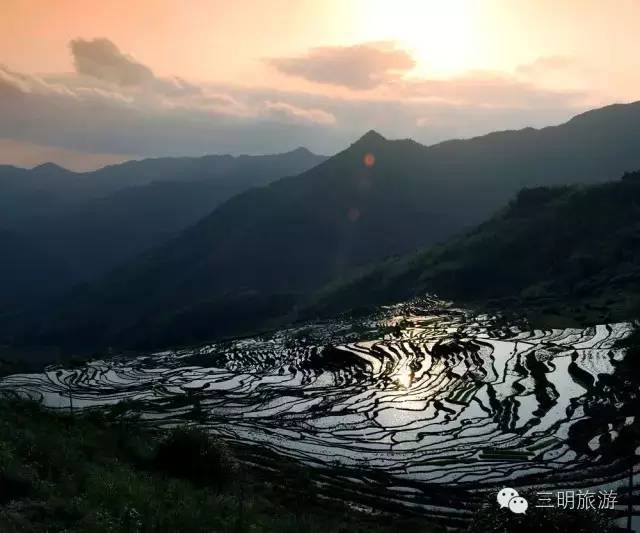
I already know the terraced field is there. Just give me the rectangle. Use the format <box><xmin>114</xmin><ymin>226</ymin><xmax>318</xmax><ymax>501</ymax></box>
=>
<box><xmin>1</xmin><ymin>298</ymin><xmax>636</xmax><ymax>524</ymax></box>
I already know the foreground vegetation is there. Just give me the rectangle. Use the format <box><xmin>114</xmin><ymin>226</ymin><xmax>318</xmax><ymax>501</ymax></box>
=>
<box><xmin>0</xmin><ymin>398</ymin><xmax>441</xmax><ymax>532</ymax></box>
<box><xmin>0</xmin><ymin>395</ymin><xmax>627</xmax><ymax>532</ymax></box>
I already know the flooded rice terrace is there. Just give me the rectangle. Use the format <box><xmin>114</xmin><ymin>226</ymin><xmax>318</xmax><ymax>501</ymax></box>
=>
<box><xmin>1</xmin><ymin>298</ymin><xmax>636</xmax><ymax>520</ymax></box>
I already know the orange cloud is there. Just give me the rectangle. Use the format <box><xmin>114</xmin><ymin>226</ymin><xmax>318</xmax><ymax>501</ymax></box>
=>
<box><xmin>268</xmin><ymin>42</ymin><xmax>415</xmax><ymax>90</ymax></box>
<box><xmin>0</xmin><ymin>38</ymin><xmax>589</xmax><ymax>162</ymax></box>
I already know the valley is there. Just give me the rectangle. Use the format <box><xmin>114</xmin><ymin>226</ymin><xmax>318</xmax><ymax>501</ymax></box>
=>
<box><xmin>2</xmin><ymin>298</ymin><xmax>636</xmax><ymax>528</ymax></box>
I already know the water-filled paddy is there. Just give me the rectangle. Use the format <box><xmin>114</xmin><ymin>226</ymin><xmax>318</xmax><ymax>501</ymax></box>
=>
<box><xmin>1</xmin><ymin>298</ymin><xmax>635</xmax><ymax>519</ymax></box>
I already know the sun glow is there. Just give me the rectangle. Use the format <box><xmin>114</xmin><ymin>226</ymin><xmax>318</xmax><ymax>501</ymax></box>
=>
<box><xmin>356</xmin><ymin>0</ymin><xmax>481</xmax><ymax>76</ymax></box>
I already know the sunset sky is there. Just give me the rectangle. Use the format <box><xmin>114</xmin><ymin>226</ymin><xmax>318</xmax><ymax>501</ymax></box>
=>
<box><xmin>1</xmin><ymin>0</ymin><xmax>639</xmax><ymax>169</ymax></box>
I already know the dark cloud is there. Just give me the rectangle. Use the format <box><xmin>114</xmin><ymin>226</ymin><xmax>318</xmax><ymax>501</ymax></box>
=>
<box><xmin>268</xmin><ymin>42</ymin><xmax>415</xmax><ymax>89</ymax></box>
<box><xmin>0</xmin><ymin>69</ymin><xmax>26</xmax><ymax>97</ymax></box>
<box><xmin>70</xmin><ymin>38</ymin><xmax>201</xmax><ymax>97</ymax></box>
<box><xmin>71</xmin><ymin>38</ymin><xmax>155</xmax><ymax>87</ymax></box>
<box><xmin>0</xmin><ymin>64</ymin><xmax>342</xmax><ymax>157</ymax></box>
<box><xmin>0</xmin><ymin>40</ymin><xmax>591</xmax><ymax>165</ymax></box>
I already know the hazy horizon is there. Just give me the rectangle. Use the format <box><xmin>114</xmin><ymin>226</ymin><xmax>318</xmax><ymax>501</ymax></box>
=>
<box><xmin>2</xmin><ymin>0</ymin><xmax>640</xmax><ymax>169</ymax></box>
<box><xmin>2</xmin><ymin>100</ymin><xmax>634</xmax><ymax>172</ymax></box>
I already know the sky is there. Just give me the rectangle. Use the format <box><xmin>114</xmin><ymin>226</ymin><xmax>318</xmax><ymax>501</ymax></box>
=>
<box><xmin>1</xmin><ymin>0</ymin><xmax>639</xmax><ymax>170</ymax></box>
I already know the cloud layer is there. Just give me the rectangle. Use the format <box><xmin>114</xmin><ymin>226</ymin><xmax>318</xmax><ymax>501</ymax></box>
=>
<box><xmin>269</xmin><ymin>41</ymin><xmax>415</xmax><ymax>89</ymax></box>
<box><xmin>71</xmin><ymin>38</ymin><xmax>155</xmax><ymax>87</ymax></box>
<box><xmin>0</xmin><ymin>38</ymin><xmax>593</xmax><ymax>165</ymax></box>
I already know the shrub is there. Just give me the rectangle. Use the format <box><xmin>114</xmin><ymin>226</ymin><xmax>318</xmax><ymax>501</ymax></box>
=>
<box><xmin>0</xmin><ymin>465</ymin><xmax>35</xmax><ymax>504</ymax></box>
<box><xmin>621</xmin><ymin>170</ymin><xmax>640</xmax><ymax>181</ymax></box>
<box><xmin>152</xmin><ymin>427</ymin><xmax>236</xmax><ymax>489</ymax></box>
<box><xmin>512</xmin><ymin>187</ymin><xmax>571</xmax><ymax>210</ymax></box>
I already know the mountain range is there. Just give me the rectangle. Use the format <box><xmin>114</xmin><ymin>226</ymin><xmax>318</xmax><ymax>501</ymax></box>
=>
<box><xmin>14</xmin><ymin>100</ymin><xmax>640</xmax><ymax>350</ymax></box>
<box><xmin>0</xmin><ymin>230</ymin><xmax>73</xmax><ymax>310</ymax></box>
<box><xmin>1</xmin><ymin>148</ymin><xmax>326</xmax><ymax>282</ymax></box>
<box><xmin>311</xmin><ymin>170</ymin><xmax>640</xmax><ymax>328</ymax></box>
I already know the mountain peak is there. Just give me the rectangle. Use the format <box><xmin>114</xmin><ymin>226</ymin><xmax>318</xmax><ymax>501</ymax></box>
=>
<box><xmin>289</xmin><ymin>146</ymin><xmax>313</xmax><ymax>156</ymax></box>
<box><xmin>32</xmin><ymin>162</ymin><xmax>71</xmax><ymax>174</ymax></box>
<box><xmin>356</xmin><ymin>130</ymin><xmax>387</xmax><ymax>145</ymax></box>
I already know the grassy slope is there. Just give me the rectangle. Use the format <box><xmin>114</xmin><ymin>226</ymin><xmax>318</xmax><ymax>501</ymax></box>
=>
<box><xmin>309</xmin><ymin>173</ymin><xmax>640</xmax><ymax>328</ymax></box>
<box><xmin>0</xmin><ymin>399</ymin><xmax>439</xmax><ymax>533</ymax></box>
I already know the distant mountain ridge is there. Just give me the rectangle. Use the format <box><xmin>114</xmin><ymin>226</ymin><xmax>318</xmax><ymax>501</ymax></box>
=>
<box><xmin>24</xmin><ymin>100</ymin><xmax>640</xmax><ymax>350</ymax></box>
<box><xmin>0</xmin><ymin>147</ymin><xmax>327</xmax><ymax>281</ymax></box>
<box><xmin>0</xmin><ymin>147</ymin><xmax>327</xmax><ymax>225</ymax></box>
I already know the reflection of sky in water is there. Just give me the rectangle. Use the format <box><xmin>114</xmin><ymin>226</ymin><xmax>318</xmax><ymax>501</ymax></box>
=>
<box><xmin>0</xmin><ymin>300</ymin><xmax>635</xmax><ymax>500</ymax></box>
